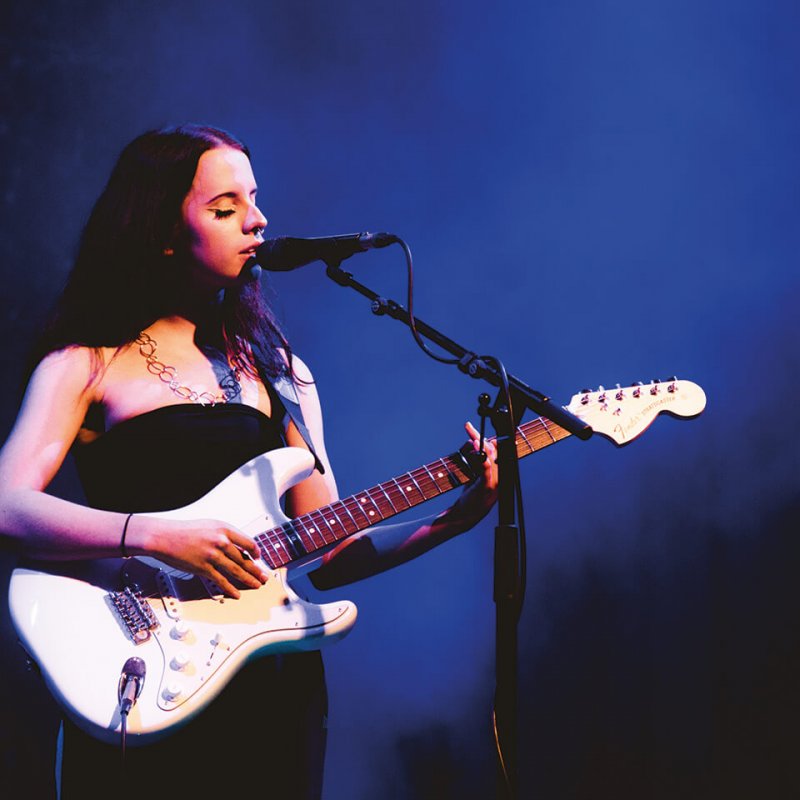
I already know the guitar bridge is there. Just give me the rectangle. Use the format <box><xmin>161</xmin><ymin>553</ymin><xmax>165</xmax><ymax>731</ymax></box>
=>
<box><xmin>108</xmin><ymin>584</ymin><xmax>160</xmax><ymax>644</ymax></box>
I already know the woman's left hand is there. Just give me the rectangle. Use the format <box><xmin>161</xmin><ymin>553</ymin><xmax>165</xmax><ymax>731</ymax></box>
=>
<box><xmin>450</xmin><ymin>420</ymin><xmax>499</xmax><ymax>526</ymax></box>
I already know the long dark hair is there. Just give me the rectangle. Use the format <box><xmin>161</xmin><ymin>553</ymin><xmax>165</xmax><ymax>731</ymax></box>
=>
<box><xmin>29</xmin><ymin>124</ymin><xmax>291</xmax><ymax>382</ymax></box>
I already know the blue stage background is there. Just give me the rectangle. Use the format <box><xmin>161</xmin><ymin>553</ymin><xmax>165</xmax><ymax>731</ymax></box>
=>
<box><xmin>1</xmin><ymin>2</ymin><xmax>798</xmax><ymax>797</ymax></box>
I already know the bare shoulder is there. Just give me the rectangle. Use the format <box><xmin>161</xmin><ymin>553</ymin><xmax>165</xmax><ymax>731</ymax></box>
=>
<box><xmin>289</xmin><ymin>353</ymin><xmax>315</xmax><ymax>384</ymax></box>
<box><xmin>0</xmin><ymin>346</ymin><xmax>107</xmax><ymax>490</ymax></box>
<box><xmin>31</xmin><ymin>346</ymin><xmax>105</xmax><ymax>401</ymax></box>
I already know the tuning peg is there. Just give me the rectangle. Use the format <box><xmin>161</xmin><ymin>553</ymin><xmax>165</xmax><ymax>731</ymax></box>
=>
<box><xmin>615</xmin><ymin>383</ymin><xmax>624</xmax><ymax>401</ymax></box>
<box><xmin>650</xmin><ymin>379</ymin><xmax>661</xmax><ymax>396</ymax></box>
<box><xmin>667</xmin><ymin>376</ymin><xmax>679</xmax><ymax>393</ymax></box>
<box><xmin>632</xmin><ymin>380</ymin><xmax>643</xmax><ymax>398</ymax></box>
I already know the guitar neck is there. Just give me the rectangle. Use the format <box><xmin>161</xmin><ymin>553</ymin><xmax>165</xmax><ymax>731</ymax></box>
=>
<box><xmin>255</xmin><ymin>416</ymin><xmax>571</xmax><ymax>569</ymax></box>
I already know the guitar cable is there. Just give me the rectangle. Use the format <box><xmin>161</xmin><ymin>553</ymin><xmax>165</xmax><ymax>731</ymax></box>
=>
<box><xmin>120</xmin><ymin>708</ymin><xmax>129</xmax><ymax>762</ymax></box>
<box><xmin>118</xmin><ymin>657</ymin><xmax>146</xmax><ymax>764</ymax></box>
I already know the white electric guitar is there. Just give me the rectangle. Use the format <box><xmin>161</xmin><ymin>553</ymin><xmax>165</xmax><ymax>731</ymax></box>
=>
<box><xmin>8</xmin><ymin>378</ymin><xmax>706</xmax><ymax>745</ymax></box>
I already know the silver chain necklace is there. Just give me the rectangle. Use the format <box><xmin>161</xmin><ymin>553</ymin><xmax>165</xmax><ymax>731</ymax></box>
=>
<box><xmin>135</xmin><ymin>331</ymin><xmax>242</xmax><ymax>406</ymax></box>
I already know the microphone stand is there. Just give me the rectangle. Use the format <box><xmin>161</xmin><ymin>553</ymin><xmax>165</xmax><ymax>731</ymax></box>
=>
<box><xmin>323</xmin><ymin>262</ymin><xmax>592</xmax><ymax>799</ymax></box>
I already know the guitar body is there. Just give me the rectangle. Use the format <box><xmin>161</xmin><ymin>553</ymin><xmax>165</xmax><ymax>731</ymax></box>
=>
<box><xmin>8</xmin><ymin>446</ymin><xmax>357</xmax><ymax>746</ymax></box>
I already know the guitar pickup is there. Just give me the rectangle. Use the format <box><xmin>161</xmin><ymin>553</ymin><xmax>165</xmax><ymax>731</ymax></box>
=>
<box><xmin>156</xmin><ymin>570</ymin><xmax>182</xmax><ymax>620</ymax></box>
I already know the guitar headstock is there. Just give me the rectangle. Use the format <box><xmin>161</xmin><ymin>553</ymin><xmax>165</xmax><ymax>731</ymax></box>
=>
<box><xmin>564</xmin><ymin>378</ymin><xmax>706</xmax><ymax>446</ymax></box>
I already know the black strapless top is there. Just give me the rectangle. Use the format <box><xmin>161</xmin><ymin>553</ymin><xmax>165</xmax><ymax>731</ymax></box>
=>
<box><xmin>73</xmin><ymin>403</ymin><xmax>286</xmax><ymax>513</ymax></box>
<box><xmin>62</xmin><ymin>403</ymin><xmax>329</xmax><ymax>799</ymax></box>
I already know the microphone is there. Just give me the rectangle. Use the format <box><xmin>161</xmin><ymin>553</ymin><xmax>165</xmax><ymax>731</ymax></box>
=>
<box><xmin>250</xmin><ymin>232</ymin><xmax>399</xmax><ymax>272</ymax></box>
<box><xmin>118</xmin><ymin>657</ymin><xmax>146</xmax><ymax>717</ymax></box>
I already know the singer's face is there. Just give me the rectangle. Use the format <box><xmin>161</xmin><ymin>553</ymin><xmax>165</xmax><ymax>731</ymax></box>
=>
<box><xmin>179</xmin><ymin>146</ymin><xmax>267</xmax><ymax>289</ymax></box>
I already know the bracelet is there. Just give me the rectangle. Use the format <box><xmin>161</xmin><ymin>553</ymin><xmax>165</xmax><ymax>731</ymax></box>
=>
<box><xmin>121</xmin><ymin>513</ymin><xmax>134</xmax><ymax>558</ymax></box>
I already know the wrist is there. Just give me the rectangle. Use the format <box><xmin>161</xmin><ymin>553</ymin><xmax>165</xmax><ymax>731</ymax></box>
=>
<box><xmin>120</xmin><ymin>513</ymin><xmax>134</xmax><ymax>557</ymax></box>
<box><xmin>120</xmin><ymin>513</ymin><xmax>156</xmax><ymax>558</ymax></box>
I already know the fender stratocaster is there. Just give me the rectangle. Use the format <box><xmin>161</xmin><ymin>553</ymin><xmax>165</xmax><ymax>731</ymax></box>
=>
<box><xmin>8</xmin><ymin>378</ymin><xmax>706</xmax><ymax>744</ymax></box>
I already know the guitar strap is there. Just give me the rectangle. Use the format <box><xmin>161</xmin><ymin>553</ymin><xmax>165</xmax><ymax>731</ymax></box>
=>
<box><xmin>269</xmin><ymin>372</ymin><xmax>325</xmax><ymax>475</ymax></box>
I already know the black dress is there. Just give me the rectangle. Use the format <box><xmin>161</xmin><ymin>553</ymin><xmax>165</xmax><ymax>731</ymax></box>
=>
<box><xmin>59</xmin><ymin>403</ymin><xmax>328</xmax><ymax>800</ymax></box>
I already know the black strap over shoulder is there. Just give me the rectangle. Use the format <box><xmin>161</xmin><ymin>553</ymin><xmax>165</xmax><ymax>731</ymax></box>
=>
<box><xmin>268</xmin><ymin>372</ymin><xmax>326</xmax><ymax>475</ymax></box>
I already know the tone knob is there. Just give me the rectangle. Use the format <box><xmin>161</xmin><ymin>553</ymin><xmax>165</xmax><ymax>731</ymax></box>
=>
<box><xmin>171</xmin><ymin>653</ymin><xmax>190</xmax><ymax>671</ymax></box>
<box><xmin>162</xmin><ymin>682</ymin><xmax>183</xmax><ymax>701</ymax></box>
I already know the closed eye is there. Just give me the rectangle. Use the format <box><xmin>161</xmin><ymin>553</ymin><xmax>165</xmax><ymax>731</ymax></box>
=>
<box><xmin>213</xmin><ymin>209</ymin><xmax>236</xmax><ymax>219</ymax></box>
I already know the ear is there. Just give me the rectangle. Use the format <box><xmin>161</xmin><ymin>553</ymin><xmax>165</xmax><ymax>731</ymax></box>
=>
<box><xmin>163</xmin><ymin>219</ymin><xmax>184</xmax><ymax>257</ymax></box>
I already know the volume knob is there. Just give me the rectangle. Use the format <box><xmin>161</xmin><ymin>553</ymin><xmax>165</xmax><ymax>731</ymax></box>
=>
<box><xmin>171</xmin><ymin>621</ymin><xmax>190</xmax><ymax>640</ymax></box>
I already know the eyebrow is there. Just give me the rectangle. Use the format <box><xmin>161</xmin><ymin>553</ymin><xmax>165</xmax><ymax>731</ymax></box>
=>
<box><xmin>205</xmin><ymin>188</ymin><xmax>258</xmax><ymax>205</ymax></box>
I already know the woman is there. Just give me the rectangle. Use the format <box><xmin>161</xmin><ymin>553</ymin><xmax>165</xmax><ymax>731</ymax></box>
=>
<box><xmin>0</xmin><ymin>124</ymin><xmax>497</xmax><ymax>798</ymax></box>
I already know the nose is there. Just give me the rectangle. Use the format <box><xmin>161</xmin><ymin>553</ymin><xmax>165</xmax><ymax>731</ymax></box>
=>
<box><xmin>245</xmin><ymin>202</ymin><xmax>268</xmax><ymax>235</ymax></box>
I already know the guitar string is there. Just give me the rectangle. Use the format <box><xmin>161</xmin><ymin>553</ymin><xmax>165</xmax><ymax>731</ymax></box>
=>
<box><xmin>254</xmin><ymin>419</ymin><xmax>560</xmax><ymax>567</ymax></box>
<box><xmin>170</xmin><ymin>416</ymin><xmax>560</xmax><ymax>571</ymax></box>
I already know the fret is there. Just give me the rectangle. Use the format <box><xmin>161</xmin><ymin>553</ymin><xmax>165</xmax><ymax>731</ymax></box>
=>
<box><xmin>370</xmin><ymin>489</ymin><xmax>392</xmax><ymax>518</ymax></box>
<box><xmin>356</xmin><ymin>490</ymin><xmax>384</xmax><ymax>522</ymax></box>
<box><xmin>416</xmin><ymin>467</ymin><xmax>437</xmax><ymax>496</ymax></box>
<box><xmin>295</xmin><ymin>514</ymin><xmax>328</xmax><ymax>549</ymax></box>
<box><xmin>399</xmin><ymin>472</ymin><xmax>425</xmax><ymax>508</ymax></box>
<box><xmin>389</xmin><ymin>477</ymin><xmax>414</xmax><ymax>509</ymax></box>
<box><xmin>344</xmin><ymin>496</ymin><xmax>372</xmax><ymax>527</ymax></box>
<box><xmin>421</xmin><ymin>463</ymin><xmax>445</xmax><ymax>495</ymax></box>
<box><xmin>404</xmin><ymin>471</ymin><xmax>425</xmax><ymax>502</ymax></box>
<box><xmin>336</xmin><ymin>500</ymin><xmax>360</xmax><ymax>532</ymax></box>
<box><xmin>376</xmin><ymin>482</ymin><xmax>399</xmax><ymax>514</ymax></box>
<box><xmin>259</xmin><ymin>530</ymin><xmax>290</xmax><ymax>567</ymax></box>
<box><xmin>540</xmin><ymin>418</ymin><xmax>557</xmax><ymax>444</ymax></box>
<box><xmin>318</xmin><ymin>503</ymin><xmax>357</xmax><ymax>538</ymax></box>
<box><xmin>383</xmin><ymin>480</ymin><xmax>405</xmax><ymax>511</ymax></box>
<box><xmin>255</xmin><ymin>534</ymin><xmax>277</xmax><ymax>568</ymax></box>
<box><xmin>351</xmin><ymin>493</ymin><xmax>382</xmax><ymax>525</ymax></box>
<box><xmin>517</xmin><ymin>425</ymin><xmax>535</xmax><ymax>455</ymax></box>
<box><xmin>436</xmin><ymin>458</ymin><xmax>463</xmax><ymax>489</ymax></box>
<box><xmin>325</xmin><ymin>505</ymin><xmax>355</xmax><ymax>538</ymax></box>
<box><xmin>307</xmin><ymin>509</ymin><xmax>339</xmax><ymax>545</ymax></box>
<box><xmin>284</xmin><ymin>517</ymin><xmax>316</xmax><ymax>555</ymax></box>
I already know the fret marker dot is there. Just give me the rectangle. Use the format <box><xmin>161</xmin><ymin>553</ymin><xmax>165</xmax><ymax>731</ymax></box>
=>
<box><xmin>406</xmin><ymin>486</ymin><xmax>412</xmax><ymax>492</ymax></box>
<box><xmin>360</xmin><ymin>498</ymin><xmax>367</xmax><ymax>504</ymax></box>
<box><xmin>329</xmin><ymin>519</ymin><xmax>336</xmax><ymax>525</ymax></box>
<box><xmin>437</xmin><ymin>472</ymin><xmax>444</xmax><ymax>478</ymax></box>
<box><xmin>309</xmin><ymin>528</ymin><xmax>315</xmax><ymax>534</ymax></box>
<box><xmin>368</xmin><ymin>510</ymin><xmax>375</xmax><ymax>517</ymax></box>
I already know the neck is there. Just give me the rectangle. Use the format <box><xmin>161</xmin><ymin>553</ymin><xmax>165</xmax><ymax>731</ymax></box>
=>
<box><xmin>146</xmin><ymin>304</ymin><xmax>225</xmax><ymax>351</ymax></box>
<box><xmin>173</xmin><ymin>286</ymin><xmax>225</xmax><ymax>325</ymax></box>
<box><xmin>148</xmin><ymin>287</ymin><xmax>226</xmax><ymax>338</ymax></box>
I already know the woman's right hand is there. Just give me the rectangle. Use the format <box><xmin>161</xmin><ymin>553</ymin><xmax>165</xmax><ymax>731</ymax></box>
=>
<box><xmin>131</xmin><ymin>516</ymin><xmax>269</xmax><ymax>599</ymax></box>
